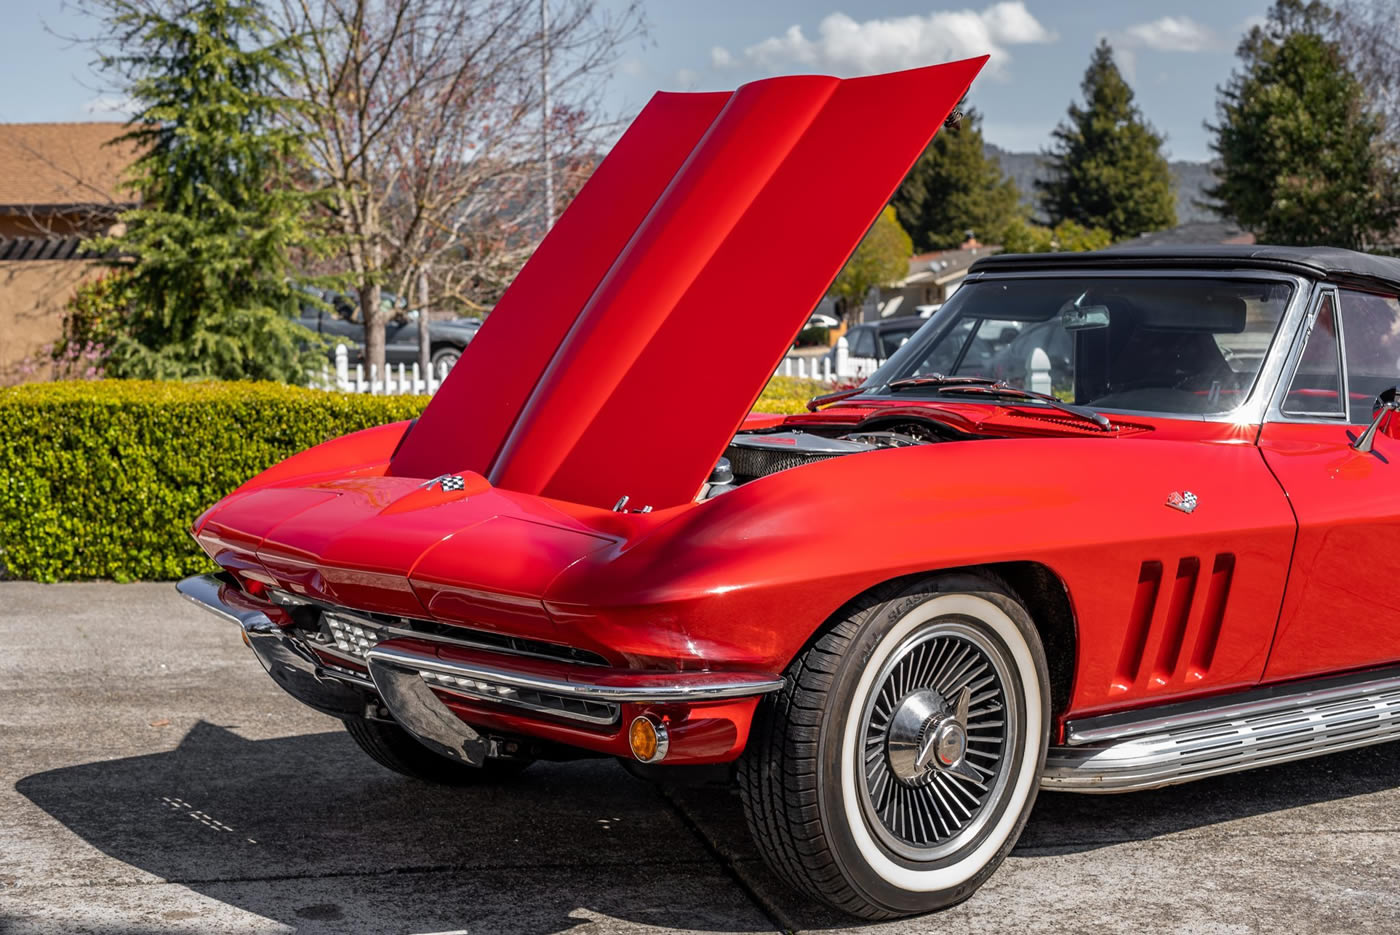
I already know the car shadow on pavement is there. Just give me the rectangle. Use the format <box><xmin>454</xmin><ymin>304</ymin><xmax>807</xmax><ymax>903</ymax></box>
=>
<box><xmin>16</xmin><ymin>719</ymin><xmax>1400</xmax><ymax>933</ymax></box>
<box><xmin>14</xmin><ymin>720</ymin><xmax>776</xmax><ymax>934</ymax></box>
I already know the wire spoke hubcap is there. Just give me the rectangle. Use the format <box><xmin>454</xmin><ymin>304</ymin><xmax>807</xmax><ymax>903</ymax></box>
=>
<box><xmin>856</xmin><ymin>619</ymin><xmax>1018</xmax><ymax>860</ymax></box>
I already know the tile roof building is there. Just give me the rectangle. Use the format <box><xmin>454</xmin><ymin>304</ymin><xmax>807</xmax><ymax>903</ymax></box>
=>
<box><xmin>878</xmin><ymin>238</ymin><xmax>1001</xmax><ymax>319</ymax></box>
<box><xmin>0</xmin><ymin>122</ymin><xmax>141</xmax><ymax>385</ymax></box>
<box><xmin>0</xmin><ymin>121</ymin><xmax>139</xmax><ymax>240</ymax></box>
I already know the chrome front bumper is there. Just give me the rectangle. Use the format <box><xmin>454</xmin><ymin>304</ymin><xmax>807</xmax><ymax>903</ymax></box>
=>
<box><xmin>176</xmin><ymin>573</ymin><xmax>374</xmax><ymax>720</ymax></box>
<box><xmin>177</xmin><ymin>574</ymin><xmax>784</xmax><ymax>767</ymax></box>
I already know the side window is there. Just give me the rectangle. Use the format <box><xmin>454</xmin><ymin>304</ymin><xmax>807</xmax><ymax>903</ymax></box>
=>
<box><xmin>848</xmin><ymin>327</ymin><xmax>877</xmax><ymax>358</ymax></box>
<box><xmin>1340</xmin><ymin>289</ymin><xmax>1400</xmax><ymax>423</ymax></box>
<box><xmin>1282</xmin><ymin>293</ymin><xmax>1344</xmax><ymax>418</ymax></box>
<box><xmin>878</xmin><ymin>328</ymin><xmax>914</xmax><ymax>359</ymax></box>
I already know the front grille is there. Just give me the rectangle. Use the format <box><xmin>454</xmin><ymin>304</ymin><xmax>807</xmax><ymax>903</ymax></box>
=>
<box><xmin>270</xmin><ymin>592</ymin><xmax>609</xmax><ymax>668</ymax></box>
<box><xmin>420</xmin><ymin>669</ymin><xmax>619</xmax><ymax>725</ymax></box>
<box><xmin>315</xmin><ymin>610</ymin><xmax>620</xmax><ymax>725</ymax></box>
<box><xmin>325</xmin><ymin>614</ymin><xmax>387</xmax><ymax>660</ymax></box>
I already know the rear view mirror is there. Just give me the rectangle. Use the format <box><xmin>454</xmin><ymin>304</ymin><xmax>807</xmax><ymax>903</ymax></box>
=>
<box><xmin>1353</xmin><ymin>385</ymin><xmax>1400</xmax><ymax>454</ymax></box>
<box><xmin>1374</xmin><ymin>386</ymin><xmax>1399</xmax><ymax>418</ymax></box>
<box><xmin>1061</xmin><ymin>305</ymin><xmax>1110</xmax><ymax>331</ymax></box>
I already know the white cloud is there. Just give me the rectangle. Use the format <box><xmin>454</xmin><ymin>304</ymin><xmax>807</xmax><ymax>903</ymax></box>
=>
<box><xmin>709</xmin><ymin>2</ymin><xmax>1056</xmax><ymax>79</ymax></box>
<box><xmin>675</xmin><ymin>68</ymin><xmax>699</xmax><ymax>87</ymax></box>
<box><xmin>1121</xmin><ymin>16</ymin><xmax>1219</xmax><ymax>53</ymax></box>
<box><xmin>83</xmin><ymin>95</ymin><xmax>136</xmax><ymax>117</ymax></box>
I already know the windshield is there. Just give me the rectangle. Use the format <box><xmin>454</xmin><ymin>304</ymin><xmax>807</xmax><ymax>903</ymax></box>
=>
<box><xmin>879</xmin><ymin>326</ymin><xmax>917</xmax><ymax>358</ymax></box>
<box><xmin>865</xmin><ymin>276</ymin><xmax>1294</xmax><ymax>415</ymax></box>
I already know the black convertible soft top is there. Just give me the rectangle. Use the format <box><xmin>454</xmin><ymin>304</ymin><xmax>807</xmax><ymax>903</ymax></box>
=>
<box><xmin>968</xmin><ymin>244</ymin><xmax>1400</xmax><ymax>295</ymax></box>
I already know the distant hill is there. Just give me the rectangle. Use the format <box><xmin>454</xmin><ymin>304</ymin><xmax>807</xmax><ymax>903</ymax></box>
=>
<box><xmin>985</xmin><ymin>144</ymin><xmax>1220</xmax><ymax>225</ymax></box>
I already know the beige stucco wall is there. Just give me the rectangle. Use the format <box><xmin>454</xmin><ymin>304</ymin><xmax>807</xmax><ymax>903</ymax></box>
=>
<box><xmin>0</xmin><ymin>260</ymin><xmax>103</xmax><ymax>385</ymax></box>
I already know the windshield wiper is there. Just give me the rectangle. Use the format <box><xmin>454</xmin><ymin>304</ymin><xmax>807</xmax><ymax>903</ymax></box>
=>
<box><xmin>807</xmin><ymin>385</ymin><xmax>871</xmax><ymax>411</ymax></box>
<box><xmin>930</xmin><ymin>382</ymin><xmax>1112</xmax><ymax>431</ymax></box>
<box><xmin>886</xmin><ymin>374</ymin><xmax>1002</xmax><ymax>391</ymax></box>
<box><xmin>818</xmin><ymin>374</ymin><xmax>1111</xmax><ymax>431</ymax></box>
<box><xmin>808</xmin><ymin>374</ymin><xmax>1003</xmax><ymax>411</ymax></box>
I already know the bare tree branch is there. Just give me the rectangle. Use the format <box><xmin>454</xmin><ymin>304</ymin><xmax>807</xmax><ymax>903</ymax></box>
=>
<box><xmin>271</xmin><ymin>0</ymin><xmax>642</xmax><ymax>373</ymax></box>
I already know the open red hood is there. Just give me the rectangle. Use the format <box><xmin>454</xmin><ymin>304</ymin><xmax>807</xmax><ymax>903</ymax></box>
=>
<box><xmin>391</xmin><ymin>57</ymin><xmax>987</xmax><ymax>510</ymax></box>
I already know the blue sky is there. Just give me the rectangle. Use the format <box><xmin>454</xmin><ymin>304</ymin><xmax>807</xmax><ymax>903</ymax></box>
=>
<box><xmin>2</xmin><ymin>1</ymin><xmax>1273</xmax><ymax>162</ymax></box>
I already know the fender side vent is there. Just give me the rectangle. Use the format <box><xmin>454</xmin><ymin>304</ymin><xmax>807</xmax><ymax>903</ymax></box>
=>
<box><xmin>1189</xmin><ymin>553</ymin><xmax>1236</xmax><ymax>677</ymax></box>
<box><xmin>1113</xmin><ymin>553</ymin><xmax>1235</xmax><ymax>693</ymax></box>
<box><xmin>1113</xmin><ymin>561</ymin><xmax>1162</xmax><ymax>691</ymax></box>
<box><xmin>1152</xmin><ymin>557</ymin><xmax>1201</xmax><ymax>685</ymax></box>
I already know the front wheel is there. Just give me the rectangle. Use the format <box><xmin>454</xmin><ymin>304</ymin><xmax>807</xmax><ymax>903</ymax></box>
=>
<box><xmin>738</xmin><ymin>573</ymin><xmax>1049</xmax><ymax>919</ymax></box>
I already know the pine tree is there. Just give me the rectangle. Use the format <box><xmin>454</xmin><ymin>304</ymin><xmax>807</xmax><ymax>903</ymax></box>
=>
<box><xmin>89</xmin><ymin>0</ymin><xmax>329</xmax><ymax>382</ymax></box>
<box><xmin>1207</xmin><ymin>0</ymin><xmax>1400</xmax><ymax>247</ymax></box>
<box><xmin>1038</xmin><ymin>39</ymin><xmax>1176</xmax><ymax>241</ymax></box>
<box><xmin>892</xmin><ymin>107</ymin><xmax>1023</xmax><ymax>252</ymax></box>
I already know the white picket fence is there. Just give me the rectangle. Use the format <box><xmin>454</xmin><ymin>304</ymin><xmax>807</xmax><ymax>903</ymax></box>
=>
<box><xmin>317</xmin><ymin>335</ymin><xmax>1059</xmax><ymax>400</ymax></box>
<box><xmin>318</xmin><ymin>338</ymin><xmax>852</xmax><ymax>397</ymax></box>
<box><xmin>776</xmin><ymin>337</ymin><xmax>847</xmax><ymax>384</ymax></box>
<box><xmin>776</xmin><ymin>353</ymin><xmax>836</xmax><ymax>382</ymax></box>
<box><xmin>316</xmin><ymin>344</ymin><xmax>446</xmax><ymax>395</ymax></box>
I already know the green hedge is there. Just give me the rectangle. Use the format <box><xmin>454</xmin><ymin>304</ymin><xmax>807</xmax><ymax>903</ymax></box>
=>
<box><xmin>754</xmin><ymin>376</ymin><xmax>829</xmax><ymax>414</ymax></box>
<box><xmin>0</xmin><ymin>381</ymin><xmax>427</xmax><ymax>582</ymax></box>
<box><xmin>0</xmin><ymin>376</ymin><xmax>829</xmax><ymax>582</ymax></box>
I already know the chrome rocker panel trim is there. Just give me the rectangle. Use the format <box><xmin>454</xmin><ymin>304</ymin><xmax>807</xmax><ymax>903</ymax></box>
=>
<box><xmin>1043</xmin><ymin>667</ymin><xmax>1400</xmax><ymax>793</ymax></box>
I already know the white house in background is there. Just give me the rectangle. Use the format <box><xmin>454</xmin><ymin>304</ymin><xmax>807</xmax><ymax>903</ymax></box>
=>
<box><xmin>878</xmin><ymin>236</ymin><xmax>1000</xmax><ymax>320</ymax></box>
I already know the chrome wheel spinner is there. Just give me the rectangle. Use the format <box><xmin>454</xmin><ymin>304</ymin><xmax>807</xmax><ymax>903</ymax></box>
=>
<box><xmin>885</xmin><ymin>686</ymin><xmax>981</xmax><ymax>785</ymax></box>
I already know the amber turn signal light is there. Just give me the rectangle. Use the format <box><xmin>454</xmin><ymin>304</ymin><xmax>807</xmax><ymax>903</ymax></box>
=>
<box><xmin>628</xmin><ymin>715</ymin><xmax>669</xmax><ymax>763</ymax></box>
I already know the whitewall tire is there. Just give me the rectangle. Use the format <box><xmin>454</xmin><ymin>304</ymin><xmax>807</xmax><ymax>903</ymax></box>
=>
<box><xmin>738</xmin><ymin>572</ymin><xmax>1050</xmax><ymax>919</ymax></box>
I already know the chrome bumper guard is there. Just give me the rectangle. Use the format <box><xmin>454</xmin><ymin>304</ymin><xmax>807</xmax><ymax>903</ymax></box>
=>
<box><xmin>178</xmin><ymin>574</ymin><xmax>785</xmax><ymax>767</ymax></box>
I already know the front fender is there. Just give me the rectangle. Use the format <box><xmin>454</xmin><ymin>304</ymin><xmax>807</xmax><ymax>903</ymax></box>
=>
<box><xmin>193</xmin><ymin>420</ymin><xmax>411</xmax><ymax>535</ymax></box>
<box><xmin>544</xmin><ymin>436</ymin><xmax>1296</xmax><ymax>718</ymax></box>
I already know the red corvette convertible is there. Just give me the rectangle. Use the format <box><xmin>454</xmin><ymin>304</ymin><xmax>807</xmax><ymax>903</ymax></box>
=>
<box><xmin>179</xmin><ymin>56</ymin><xmax>1400</xmax><ymax>918</ymax></box>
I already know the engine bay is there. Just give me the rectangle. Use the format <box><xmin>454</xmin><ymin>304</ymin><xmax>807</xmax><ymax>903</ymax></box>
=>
<box><xmin>703</xmin><ymin>419</ymin><xmax>953</xmax><ymax>498</ymax></box>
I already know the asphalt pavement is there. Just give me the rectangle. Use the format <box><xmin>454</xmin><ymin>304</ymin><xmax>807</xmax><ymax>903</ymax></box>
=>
<box><xmin>3</xmin><ymin>581</ymin><xmax>1399</xmax><ymax>934</ymax></box>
